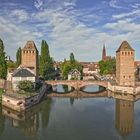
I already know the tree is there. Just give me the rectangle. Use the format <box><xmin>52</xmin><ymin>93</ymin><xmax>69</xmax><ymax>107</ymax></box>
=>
<box><xmin>39</xmin><ymin>40</ymin><xmax>55</xmax><ymax>80</ymax></box>
<box><xmin>61</xmin><ymin>53</ymin><xmax>83</xmax><ymax>79</ymax></box>
<box><xmin>99</xmin><ymin>57</ymin><xmax>116</xmax><ymax>75</ymax></box>
<box><xmin>16</xmin><ymin>47</ymin><xmax>21</xmax><ymax>66</ymax></box>
<box><xmin>70</xmin><ymin>52</ymin><xmax>75</xmax><ymax>64</ymax></box>
<box><xmin>17</xmin><ymin>80</ymin><xmax>34</xmax><ymax>92</ymax></box>
<box><xmin>0</xmin><ymin>38</ymin><xmax>7</xmax><ymax>79</ymax></box>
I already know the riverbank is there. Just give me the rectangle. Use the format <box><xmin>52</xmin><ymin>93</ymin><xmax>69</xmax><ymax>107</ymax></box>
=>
<box><xmin>2</xmin><ymin>83</ymin><xmax>48</xmax><ymax>112</ymax></box>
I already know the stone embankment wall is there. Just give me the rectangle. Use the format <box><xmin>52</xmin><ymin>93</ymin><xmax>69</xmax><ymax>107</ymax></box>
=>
<box><xmin>2</xmin><ymin>84</ymin><xmax>48</xmax><ymax>112</ymax></box>
<box><xmin>108</xmin><ymin>82</ymin><xmax>140</xmax><ymax>95</ymax></box>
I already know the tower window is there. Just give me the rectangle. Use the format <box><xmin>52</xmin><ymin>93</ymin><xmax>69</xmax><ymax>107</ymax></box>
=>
<box><xmin>122</xmin><ymin>52</ymin><xmax>124</xmax><ymax>55</ymax></box>
<box><xmin>123</xmin><ymin>76</ymin><xmax>125</xmax><ymax>78</ymax></box>
<box><xmin>128</xmin><ymin>52</ymin><xmax>130</xmax><ymax>55</ymax></box>
<box><xmin>125</xmin><ymin>52</ymin><xmax>127</xmax><ymax>55</ymax></box>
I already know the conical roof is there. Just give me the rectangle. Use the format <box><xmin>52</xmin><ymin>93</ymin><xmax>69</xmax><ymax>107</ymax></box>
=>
<box><xmin>116</xmin><ymin>41</ymin><xmax>134</xmax><ymax>52</ymax></box>
<box><xmin>23</xmin><ymin>40</ymin><xmax>38</xmax><ymax>51</ymax></box>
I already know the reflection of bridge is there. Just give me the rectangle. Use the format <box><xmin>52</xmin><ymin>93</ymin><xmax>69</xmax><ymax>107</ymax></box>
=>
<box><xmin>46</xmin><ymin>80</ymin><xmax>108</xmax><ymax>90</ymax></box>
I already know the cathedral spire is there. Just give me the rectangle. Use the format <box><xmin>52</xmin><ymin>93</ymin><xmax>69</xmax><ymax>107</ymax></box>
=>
<box><xmin>102</xmin><ymin>44</ymin><xmax>106</xmax><ymax>60</ymax></box>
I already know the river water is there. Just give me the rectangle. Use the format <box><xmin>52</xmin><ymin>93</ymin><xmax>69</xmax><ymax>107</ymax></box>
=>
<box><xmin>0</xmin><ymin>85</ymin><xmax>140</xmax><ymax>140</ymax></box>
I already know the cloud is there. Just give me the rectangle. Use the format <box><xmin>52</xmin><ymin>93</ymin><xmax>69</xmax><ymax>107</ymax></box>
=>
<box><xmin>34</xmin><ymin>0</ymin><xmax>44</xmax><ymax>10</ymax></box>
<box><xmin>0</xmin><ymin>16</ymin><xmax>43</xmax><ymax>59</ymax></box>
<box><xmin>10</xmin><ymin>9</ymin><xmax>29</xmax><ymax>23</ymax></box>
<box><xmin>112</xmin><ymin>9</ymin><xmax>140</xmax><ymax>20</ymax></box>
<box><xmin>0</xmin><ymin>0</ymin><xmax>140</xmax><ymax>61</ymax></box>
<box><xmin>109</xmin><ymin>0</ymin><xmax>122</xmax><ymax>8</ymax></box>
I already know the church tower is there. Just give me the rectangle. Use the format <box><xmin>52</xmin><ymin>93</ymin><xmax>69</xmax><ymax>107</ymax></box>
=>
<box><xmin>21</xmin><ymin>41</ymin><xmax>39</xmax><ymax>78</ymax></box>
<box><xmin>116</xmin><ymin>41</ymin><xmax>135</xmax><ymax>86</ymax></box>
<box><xmin>115</xmin><ymin>99</ymin><xmax>134</xmax><ymax>139</ymax></box>
<box><xmin>102</xmin><ymin>45</ymin><xmax>106</xmax><ymax>61</ymax></box>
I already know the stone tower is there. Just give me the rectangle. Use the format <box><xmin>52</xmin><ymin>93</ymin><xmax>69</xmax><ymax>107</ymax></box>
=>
<box><xmin>102</xmin><ymin>45</ymin><xmax>106</xmax><ymax>61</ymax></box>
<box><xmin>115</xmin><ymin>99</ymin><xmax>134</xmax><ymax>138</ymax></box>
<box><xmin>116</xmin><ymin>41</ymin><xmax>135</xmax><ymax>86</ymax></box>
<box><xmin>21</xmin><ymin>41</ymin><xmax>39</xmax><ymax>78</ymax></box>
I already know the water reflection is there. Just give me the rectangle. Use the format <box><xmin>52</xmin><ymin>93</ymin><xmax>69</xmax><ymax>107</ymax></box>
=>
<box><xmin>0</xmin><ymin>103</ymin><xmax>5</xmax><ymax>136</ymax></box>
<box><xmin>115</xmin><ymin>99</ymin><xmax>134</xmax><ymax>139</ymax></box>
<box><xmin>1</xmin><ymin>98</ymin><xmax>52</xmax><ymax>139</ymax></box>
<box><xmin>81</xmin><ymin>85</ymin><xmax>105</xmax><ymax>93</ymax></box>
<box><xmin>52</xmin><ymin>85</ymin><xmax>74</xmax><ymax>93</ymax></box>
<box><xmin>0</xmin><ymin>94</ymin><xmax>140</xmax><ymax>140</ymax></box>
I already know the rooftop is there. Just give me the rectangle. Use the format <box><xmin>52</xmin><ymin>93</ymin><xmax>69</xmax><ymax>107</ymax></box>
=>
<box><xmin>116</xmin><ymin>41</ymin><xmax>134</xmax><ymax>52</ymax></box>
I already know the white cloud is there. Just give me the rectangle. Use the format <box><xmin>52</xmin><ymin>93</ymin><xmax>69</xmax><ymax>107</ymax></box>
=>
<box><xmin>34</xmin><ymin>0</ymin><xmax>44</xmax><ymax>10</ymax></box>
<box><xmin>1</xmin><ymin>0</ymin><xmax>140</xmax><ymax>61</ymax></box>
<box><xmin>109</xmin><ymin>0</ymin><xmax>122</xmax><ymax>9</ymax></box>
<box><xmin>10</xmin><ymin>9</ymin><xmax>29</xmax><ymax>23</ymax></box>
<box><xmin>104</xmin><ymin>19</ymin><xmax>140</xmax><ymax>32</ymax></box>
<box><xmin>113</xmin><ymin>9</ymin><xmax>140</xmax><ymax>19</ymax></box>
<box><xmin>0</xmin><ymin>16</ymin><xmax>43</xmax><ymax>59</ymax></box>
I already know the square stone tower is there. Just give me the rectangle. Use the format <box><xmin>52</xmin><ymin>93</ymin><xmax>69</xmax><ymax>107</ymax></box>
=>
<box><xmin>21</xmin><ymin>41</ymin><xmax>39</xmax><ymax>78</ymax></box>
<box><xmin>116</xmin><ymin>41</ymin><xmax>135</xmax><ymax>86</ymax></box>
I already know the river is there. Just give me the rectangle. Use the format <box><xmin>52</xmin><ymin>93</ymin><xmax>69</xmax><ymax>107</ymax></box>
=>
<box><xmin>0</xmin><ymin>85</ymin><xmax>140</xmax><ymax>140</ymax></box>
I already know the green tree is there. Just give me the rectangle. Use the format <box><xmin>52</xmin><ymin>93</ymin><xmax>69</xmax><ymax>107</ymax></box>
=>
<box><xmin>0</xmin><ymin>38</ymin><xmax>7</xmax><ymax>79</ymax></box>
<box><xmin>61</xmin><ymin>53</ymin><xmax>83</xmax><ymax>79</ymax></box>
<box><xmin>70</xmin><ymin>52</ymin><xmax>75</xmax><ymax>64</ymax></box>
<box><xmin>16</xmin><ymin>47</ymin><xmax>21</xmax><ymax>66</ymax></box>
<box><xmin>99</xmin><ymin>57</ymin><xmax>116</xmax><ymax>75</ymax></box>
<box><xmin>39</xmin><ymin>40</ymin><xmax>55</xmax><ymax>80</ymax></box>
<box><xmin>17</xmin><ymin>80</ymin><xmax>34</xmax><ymax>92</ymax></box>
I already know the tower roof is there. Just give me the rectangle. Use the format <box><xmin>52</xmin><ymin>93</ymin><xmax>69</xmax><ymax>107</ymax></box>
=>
<box><xmin>23</xmin><ymin>41</ymin><xmax>38</xmax><ymax>51</ymax></box>
<box><xmin>116</xmin><ymin>41</ymin><xmax>134</xmax><ymax>52</ymax></box>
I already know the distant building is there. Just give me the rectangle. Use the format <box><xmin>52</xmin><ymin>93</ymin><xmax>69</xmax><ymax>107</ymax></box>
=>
<box><xmin>12</xmin><ymin>67</ymin><xmax>36</xmax><ymax>90</ymax></box>
<box><xmin>81</xmin><ymin>62</ymin><xmax>99</xmax><ymax>80</ymax></box>
<box><xmin>116</xmin><ymin>41</ymin><xmax>135</xmax><ymax>86</ymax></box>
<box><xmin>68</xmin><ymin>69</ymin><xmax>81</xmax><ymax>80</ymax></box>
<box><xmin>21</xmin><ymin>41</ymin><xmax>39</xmax><ymax>79</ymax></box>
<box><xmin>102</xmin><ymin>45</ymin><xmax>111</xmax><ymax>61</ymax></box>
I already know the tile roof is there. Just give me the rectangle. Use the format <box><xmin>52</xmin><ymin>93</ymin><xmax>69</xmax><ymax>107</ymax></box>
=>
<box><xmin>12</xmin><ymin>68</ymin><xmax>35</xmax><ymax>77</ymax></box>
<box><xmin>23</xmin><ymin>41</ymin><xmax>38</xmax><ymax>51</ymax></box>
<box><xmin>116</xmin><ymin>41</ymin><xmax>134</xmax><ymax>52</ymax></box>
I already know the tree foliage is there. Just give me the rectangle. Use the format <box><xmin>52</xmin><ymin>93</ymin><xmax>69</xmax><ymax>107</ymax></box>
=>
<box><xmin>61</xmin><ymin>53</ymin><xmax>83</xmax><ymax>79</ymax></box>
<box><xmin>39</xmin><ymin>40</ymin><xmax>55</xmax><ymax>80</ymax></box>
<box><xmin>99</xmin><ymin>57</ymin><xmax>116</xmax><ymax>75</ymax></box>
<box><xmin>70</xmin><ymin>52</ymin><xmax>75</xmax><ymax>64</ymax></box>
<box><xmin>0</xmin><ymin>38</ymin><xmax>7</xmax><ymax>79</ymax></box>
<box><xmin>17</xmin><ymin>80</ymin><xmax>34</xmax><ymax>92</ymax></box>
<box><xmin>16</xmin><ymin>47</ymin><xmax>21</xmax><ymax>66</ymax></box>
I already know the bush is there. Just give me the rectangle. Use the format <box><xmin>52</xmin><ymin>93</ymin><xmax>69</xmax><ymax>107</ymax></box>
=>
<box><xmin>17</xmin><ymin>80</ymin><xmax>34</xmax><ymax>92</ymax></box>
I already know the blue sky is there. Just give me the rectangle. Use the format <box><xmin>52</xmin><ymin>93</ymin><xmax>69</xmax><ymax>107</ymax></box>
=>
<box><xmin>0</xmin><ymin>0</ymin><xmax>140</xmax><ymax>61</ymax></box>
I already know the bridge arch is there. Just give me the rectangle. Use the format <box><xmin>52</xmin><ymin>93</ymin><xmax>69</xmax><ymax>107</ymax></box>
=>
<box><xmin>46</xmin><ymin>80</ymin><xmax>108</xmax><ymax>91</ymax></box>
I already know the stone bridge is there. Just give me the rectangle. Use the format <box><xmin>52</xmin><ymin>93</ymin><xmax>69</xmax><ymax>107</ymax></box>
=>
<box><xmin>46</xmin><ymin>80</ymin><xmax>108</xmax><ymax>90</ymax></box>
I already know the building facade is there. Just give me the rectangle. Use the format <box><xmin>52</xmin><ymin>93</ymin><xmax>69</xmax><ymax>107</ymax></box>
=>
<box><xmin>116</xmin><ymin>41</ymin><xmax>135</xmax><ymax>86</ymax></box>
<box><xmin>68</xmin><ymin>69</ymin><xmax>81</xmax><ymax>80</ymax></box>
<box><xmin>21</xmin><ymin>41</ymin><xmax>39</xmax><ymax>79</ymax></box>
<box><xmin>12</xmin><ymin>67</ymin><xmax>36</xmax><ymax>90</ymax></box>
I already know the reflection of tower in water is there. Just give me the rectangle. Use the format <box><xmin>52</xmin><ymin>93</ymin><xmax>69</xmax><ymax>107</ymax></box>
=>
<box><xmin>115</xmin><ymin>99</ymin><xmax>134</xmax><ymax>139</ymax></box>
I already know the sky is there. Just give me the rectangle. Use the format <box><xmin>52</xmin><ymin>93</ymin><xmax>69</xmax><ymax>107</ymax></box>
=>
<box><xmin>0</xmin><ymin>0</ymin><xmax>140</xmax><ymax>62</ymax></box>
